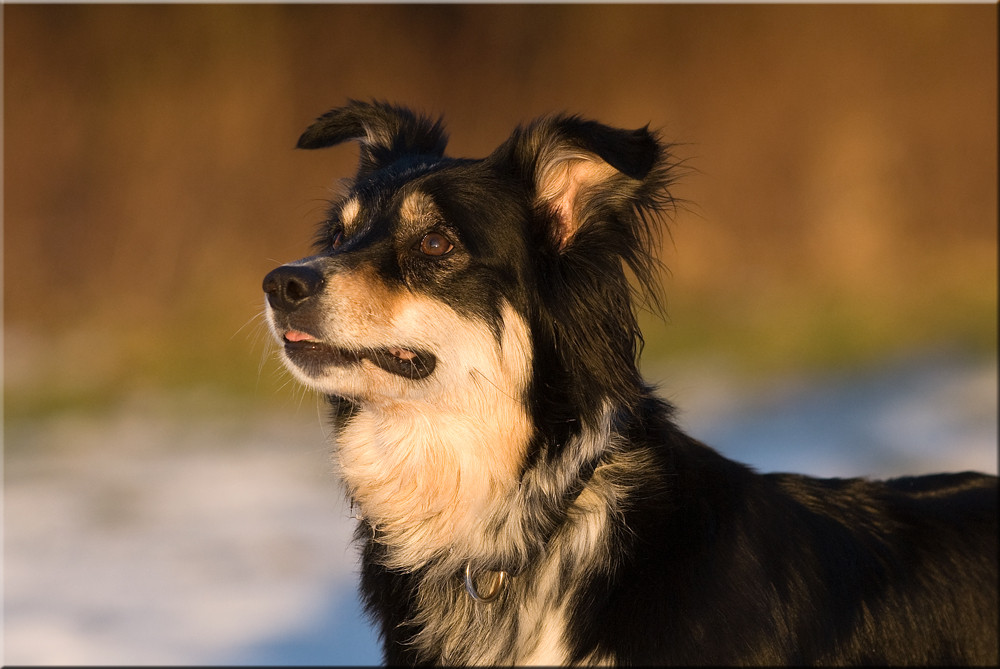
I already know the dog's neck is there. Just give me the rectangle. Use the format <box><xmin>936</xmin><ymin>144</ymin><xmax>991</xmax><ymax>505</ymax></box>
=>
<box><xmin>354</xmin><ymin>403</ymin><xmax>647</xmax><ymax>666</ymax></box>
<box><xmin>335</xmin><ymin>389</ymin><xmax>533</xmax><ymax>570</ymax></box>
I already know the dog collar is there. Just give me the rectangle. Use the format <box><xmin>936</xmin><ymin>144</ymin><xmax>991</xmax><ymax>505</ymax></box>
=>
<box><xmin>463</xmin><ymin>562</ymin><xmax>508</xmax><ymax>603</ymax></box>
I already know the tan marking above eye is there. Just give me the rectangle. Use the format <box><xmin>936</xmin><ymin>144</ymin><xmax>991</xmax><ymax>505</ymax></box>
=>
<box><xmin>399</xmin><ymin>191</ymin><xmax>438</xmax><ymax>225</ymax></box>
<box><xmin>340</xmin><ymin>198</ymin><xmax>361</xmax><ymax>229</ymax></box>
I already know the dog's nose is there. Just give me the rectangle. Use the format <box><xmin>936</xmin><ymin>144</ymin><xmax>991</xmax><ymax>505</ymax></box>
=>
<box><xmin>262</xmin><ymin>264</ymin><xmax>324</xmax><ymax>312</ymax></box>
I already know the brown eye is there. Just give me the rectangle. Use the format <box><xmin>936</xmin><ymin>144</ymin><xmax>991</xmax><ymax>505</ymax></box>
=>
<box><xmin>331</xmin><ymin>230</ymin><xmax>344</xmax><ymax>250</ymax></box>
<box><xmin>418</xmin><ymin>232</ymin><xmax>453</xmax><ymax>257</ymax></box>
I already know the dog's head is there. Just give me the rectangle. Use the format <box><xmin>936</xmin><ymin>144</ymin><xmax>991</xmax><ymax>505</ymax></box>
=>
<box><xmin>264</xmin><ymin>100</ymin><xmax>676</xmax><ymax>423</ymax></box>
<box><xmin>263</xmin><ymin>101</ymin><xmax>678</xmax><ymax>566</ymax></box>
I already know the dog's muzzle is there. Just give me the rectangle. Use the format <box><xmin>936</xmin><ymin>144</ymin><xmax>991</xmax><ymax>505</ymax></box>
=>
<box><xmin>263</xmin><ymin>263</ymin><xmax>437</xmax><ymax>380</ymax></box>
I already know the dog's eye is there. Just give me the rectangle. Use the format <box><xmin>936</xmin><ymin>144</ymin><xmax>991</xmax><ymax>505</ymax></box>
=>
<box><xmin>417</xmin><ymin>232</ymin><xmax>453</xmax><ymax>257</ymax></box>
<box><xmin>331</xmin><ymin>230</ymin><xmax>344</xmax><ymax>250</ymax></box>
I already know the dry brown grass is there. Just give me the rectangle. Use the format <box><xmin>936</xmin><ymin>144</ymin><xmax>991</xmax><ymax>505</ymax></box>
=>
<box><xmin>4</xmin><ymin>4</ymin><xmax>996</xmax><ymax>415</ymax></box>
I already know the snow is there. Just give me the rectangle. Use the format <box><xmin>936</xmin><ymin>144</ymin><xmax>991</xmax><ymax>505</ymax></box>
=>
<box><xmin>4</xmin><ymin>354</ymin><xmax>996</xmax><ymax>665</ymax></box>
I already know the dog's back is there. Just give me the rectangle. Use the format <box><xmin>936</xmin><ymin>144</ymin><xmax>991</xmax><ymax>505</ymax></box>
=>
<box><xmin>602</xmin><ymin>412</ymin><xmax>998</xmax><ymax>664</ymax></box>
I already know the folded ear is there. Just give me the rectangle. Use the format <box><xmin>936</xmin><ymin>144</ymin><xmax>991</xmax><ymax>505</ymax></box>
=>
<box><xmin>297</xmin><ymin>99</ymin><xmax>448</xmax><ymax>177</ymax></box>
<box><xmin>491</xmin><ymin>115</ymin><xmax>674</xmax><ymax>252</ymax></box>
<box><xmin>488</xmin><ymin>115</ymin><xmax>679</xmax><ymax>418</ymax></box>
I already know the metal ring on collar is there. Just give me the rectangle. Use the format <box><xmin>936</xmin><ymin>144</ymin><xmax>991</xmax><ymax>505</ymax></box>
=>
<box><xmin>463</xmin><ymin>562</ymin><xmax>508</xmax><ymax>603</ymax></box>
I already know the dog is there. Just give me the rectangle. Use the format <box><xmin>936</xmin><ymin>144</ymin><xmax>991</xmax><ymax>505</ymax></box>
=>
<box><xmin>262</xmin><ymin>100</ymin><xmax>998</xmax><ymax>665</ymax></box>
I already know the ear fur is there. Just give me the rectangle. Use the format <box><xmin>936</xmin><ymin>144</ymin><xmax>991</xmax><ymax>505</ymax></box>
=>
<box><xmin>494</xmin><ymin>116</ymin><xmax>669</xmax><ymax>249</ymax></box>
<box><xmin>297</xmin><ymin>99</ymin><xmax>448</xmax><ymax>177</ymax></box>
<box><xmin>490</xmin><ymin>114</ymin><xmax>679</xmax><ymax>418</ymax></box>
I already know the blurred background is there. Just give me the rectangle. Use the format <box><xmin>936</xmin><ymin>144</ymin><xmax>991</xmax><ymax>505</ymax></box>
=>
<box><xmin>3</xmin><ymin>4</ymin><xmax>996</xmax><ymax>665</ymax></box>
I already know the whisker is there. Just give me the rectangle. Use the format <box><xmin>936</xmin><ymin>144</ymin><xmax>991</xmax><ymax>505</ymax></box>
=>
<box><xmin>470</xmin><ymin>368</ymin><xmax>517</xmax><ymax>402</ymax></box>
<box><xmin>231</xmin><ymin>308</ymin><xmax>269</xmax><ymax>342</ymax></box>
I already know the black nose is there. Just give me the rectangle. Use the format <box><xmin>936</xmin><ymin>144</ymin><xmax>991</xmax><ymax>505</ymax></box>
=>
<box><xmin>262</xmin><ymin>264</ymin><xmax>324</xmax><ymax>312</ymax></box>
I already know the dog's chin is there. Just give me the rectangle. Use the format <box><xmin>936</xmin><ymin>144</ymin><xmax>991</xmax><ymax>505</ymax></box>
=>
<box><xmin>282</xmin><ymin>336</ymin><xmax>438</xmax><ymax>381</ymax></box>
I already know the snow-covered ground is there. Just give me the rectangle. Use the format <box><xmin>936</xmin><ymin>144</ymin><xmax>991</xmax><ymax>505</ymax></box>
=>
<box><xmin>4</xmin><ymin>352</ymin><xmax>996</xmax><ymax>666</ymax></box>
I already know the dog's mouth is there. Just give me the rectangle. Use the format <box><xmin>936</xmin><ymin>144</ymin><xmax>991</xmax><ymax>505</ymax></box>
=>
<box><xmin>282</xmin><ymin>330</ymin><xmax>437</xmax><ymax>380</ymax></box>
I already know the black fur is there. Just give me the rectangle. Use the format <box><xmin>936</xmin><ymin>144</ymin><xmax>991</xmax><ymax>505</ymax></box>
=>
<box><xmin>265</xmin><ymin>100</ymin><xmax>998</xmax><ymax>665</ymax></box>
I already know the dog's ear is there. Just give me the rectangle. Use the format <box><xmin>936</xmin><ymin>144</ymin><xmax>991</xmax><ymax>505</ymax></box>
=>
<box><xmin>490</xmin><ymin>115</ymin><xmax>679</xmax><ymax>419</ymax></box>
<box><xmin>297</xmin><ymin>100</ymin><xmax>448</xmax><ymax>176</ymax></box>
<box><xmin>492</xmin><ymin>115</ymin><xmax>674</xmax><ymax>253</ymax></box>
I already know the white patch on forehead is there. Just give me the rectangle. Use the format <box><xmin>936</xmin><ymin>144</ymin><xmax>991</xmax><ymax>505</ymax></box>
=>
<box><xmin>340</xmin><ymin>197</ymin><xmax>361</xmax><ymax>232</ymax></box>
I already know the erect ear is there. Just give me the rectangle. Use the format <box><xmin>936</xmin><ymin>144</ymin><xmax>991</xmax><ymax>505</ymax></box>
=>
<box><xmin>296</xmin><ymin>99</ymin><xmax>448</xmax><ymax>177</ymax></box>
<box><xmin>492</xmin><ymin>115</ymin><xmax>671</xmax><ymax>251</ymax></box>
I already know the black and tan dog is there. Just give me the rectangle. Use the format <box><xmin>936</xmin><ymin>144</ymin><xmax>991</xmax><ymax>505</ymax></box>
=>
<box><xmin>263</xmin><ymin>100</ymin><xmax>997</xmax><ymax>665</ymax></box>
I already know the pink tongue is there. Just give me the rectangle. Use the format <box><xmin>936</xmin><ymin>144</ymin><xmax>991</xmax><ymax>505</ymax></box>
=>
<box><xmin>389</xmin><ymin>347</ymin><xmax>417</xmax><ymax>361</ymax></box>
<box><xmin>284</xmin><ymin>330</ymin><xmax>316</xmax><ymax>342</ymax></box>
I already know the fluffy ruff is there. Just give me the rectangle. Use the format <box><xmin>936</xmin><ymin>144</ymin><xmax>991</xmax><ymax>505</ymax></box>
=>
<box><xmin>263</xmin><ymin>100</ymin><xmax>997</xmax><ymax>665</ymax></box>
